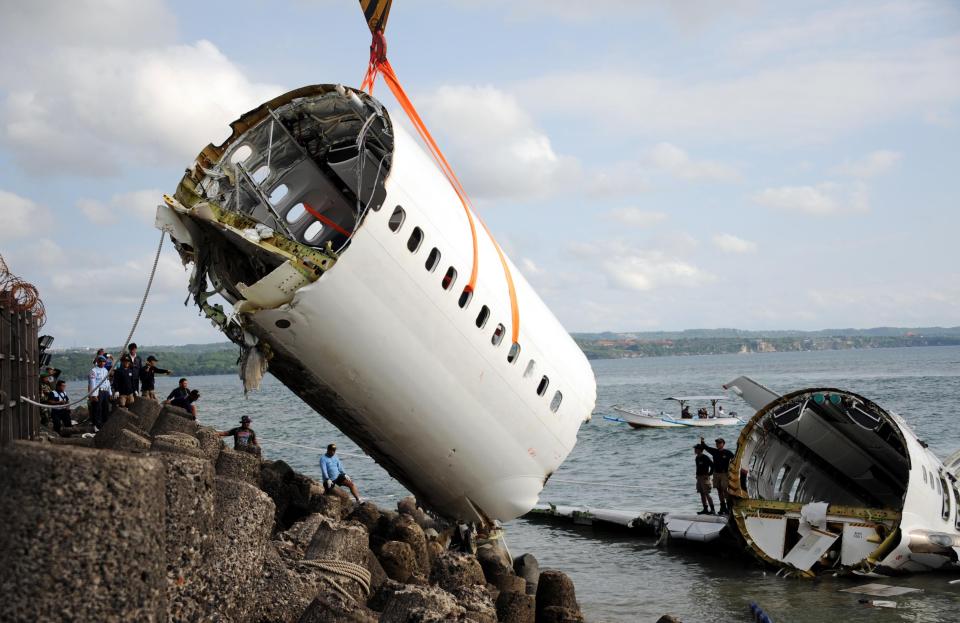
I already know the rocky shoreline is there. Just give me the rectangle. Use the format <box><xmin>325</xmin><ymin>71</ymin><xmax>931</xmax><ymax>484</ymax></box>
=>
<box><xmin>0</xmin><ymin>400</ymin><xmax>589</xmax><ymax>622</ymax></box>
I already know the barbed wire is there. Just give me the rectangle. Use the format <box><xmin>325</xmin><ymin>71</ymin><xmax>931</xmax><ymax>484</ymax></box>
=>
<box><xmin>0</xmin><ymin>253</ymin><xmax>46</xmax><ymax>327</ymax></box>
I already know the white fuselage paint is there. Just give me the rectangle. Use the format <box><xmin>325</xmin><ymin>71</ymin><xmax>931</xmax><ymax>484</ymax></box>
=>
<box><xmin>248</xmin><ymin>125</ymin><xmax>596</xmax><ymax>522</ymax></box>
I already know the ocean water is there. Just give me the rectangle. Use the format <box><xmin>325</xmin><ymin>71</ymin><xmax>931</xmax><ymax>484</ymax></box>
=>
<box><xmin>147</xmin><ymin>346</ymin><xmax>960</xmax><ymax>622</ymax></box>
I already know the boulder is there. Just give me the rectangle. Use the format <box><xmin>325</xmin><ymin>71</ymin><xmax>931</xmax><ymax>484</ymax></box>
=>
<box><xmin>367</xmin><ymin>578</ymin><xmax>406</xmax><ymax>613</ymax></box>
<box><xmin>398</xmin><ymin>495</ymin><xmax>436</xmax><ymax>530</ymax></box>
<box><xmin>299</xmin><ymin>590</ymin><xmax>378</xmax><ymax>623</ymax></box>
<box><xmin>152</xmin><ymin>433</ymin><xmax>204</xmax><ymax>458</ymax></box>
<box><xmin>347</xmin><ymin>500</ymin><xmax>382</xmax><ymax>534</ymax></box>
<box><xmin>393</xmin><ymin>513</ymin><xmax>430</xmax><ymax>575</ymax></box>
<box><xmin>379</xmin><ymin>585</ymin><xmax>466</xmax><ymax>623</ymax></box>
<box><xmin>160</xmin><ymin>454</ymin><xmax>216</xmax><ymax>621</ymax></box>
<box><xmin>253</xmin><ymin>545</ymin><xmax>331</xmax><ymax>623</ymax></box>
<box><xmin>430</xmin><ymin>551</ymin><xmax>486</xmax><ymax>593</ymax></box>
<box><xmin>260</xmin><ymin>460</ymin><xmax>319</xmax><ymax>527</ymax></box>
<box><xmin>538</xmin><ymin>607</ymin><xmax>585</xmax><ymax>623</ymax></box>
<box><xmin>514</xmin><ymin>553</ymin><xmax>540</xmax><ymax>596</ymax></box>
<box><xmin>150</xmin><ymin>405</ymin><xmax>200</xmax><ymax>437</ymax></box>
<box><xmin>279</xmin><ymin>513</ymin><xmax>329</xmax><ymax>557</ymax></box>
<box><xmin>496</xmin><ymin>591</ymin><xmax>536</xmax><ymax>623</ymax></box>
<box><xmin>202</xmin><ymin>476</ymin><xmax>276</xmax><ymax>620</ymax></box>
<box><xmin>94</xmin><ymin>407</ymin><xmax>148</xmax><ymax>449</ymax></box>
<box><xmin>0</xmin><ymin>442</ymin><xmax>167</xmax><ymax>622</ymax></box>
<box><xmin>304</xmin><ymin>518</ymin><xmax>371</xmax><ymax>602</ymax></box>
<box><xmin>535</xmin><ymin>570</ymin><xmax>581</xmax><ymax>623</ymax></box>
<box><xmin>114</xmin><ymin>428</ymin><xmax>152</xmax><ymax>452</ymax></box>
<box><xmin>426</xmin><ymin>539</ymin><xmax>445</xmax><ymax>568</ymax></box>
<box><xmin>497</xmin><ymin>574</ymin><xmax>528</xmax><ymax>594</ymax></box>
<box><xmin>195</xmin><ymin>426</ymin><xmax>224</xmax><ymax>462</ymax></box>
<box><xmin>216</xmin><ymin>446</ymin><xmax>261</xmax><ymax>486</ymax></box>
<box><xmin>127</xmin><ymin>397</ymin><xmax>163</xmax><ymax>431</ymax></box>
<box><xmin>366</xmin><ymin>548</ymin><xmax>388</xmax><ymax>593</ymax></box>
<box><xmin>310</xmin><ymin>491</ymin><xmax>342</xmax><ymax>520</ymax></box>
<box><xmin>453</xmin><ymin>584</ymin><xmax>498</xmax><ymax>623</ymax></box>
<box><xmin>378</xmin><ymin>540</ymin><xmax>418</xmax><ymax>583</ymax></box>
<box><xmin>477</xmin><ymin>545</ymin><xmax>513</xmax><ymax>587</ymax></box>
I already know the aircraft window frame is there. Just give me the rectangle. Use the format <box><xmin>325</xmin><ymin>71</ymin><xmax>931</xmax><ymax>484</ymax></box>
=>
<box><xmin>251</xmin><ymin>165</ymin><xmax>271</xmax><ymax>184</ymax></box>
<box><xmin>523</xmin><ymin>360</ymin><xmax>536</xmax><ymax>378</ymax></box>
<box><xmin>442</xmin><ymin>267</ymin><xmax>457</xmax><ymax>291</ymax></box>
<box><xmin>491</xmin><ymin>323</ymin><xmax>505</xmax><ymax>347</ymax></box>
<box><xmin>425</xmin><ymin>247</ymin><xmax>441</xmax><ymax>272</ymax></box>
<box><xmin>269</xmin><ymin>184</ymin><xmax>289</xmax><ymax>205</ymax></box>
<box><xmin>550</xmin><ymin>391</ymin><xmax>563</xmax><ymax>413</ymax></box>
<box><xmin>954</xmin><ymin>484</ymin><xmax>960</xmax><ymax>530</ymax></box>
<box><xmin>304</xmin><ymin>221</ymin><xmax>324</xmax><ymax>242</ymax></box>
<box><xmin>388</xmin><ymin>206</ymin><xmax>405</xmax><ymax>232</ymax></box>
<box><xmin>458</xmin><ymin>288</ymin><xmax>473</xmax><ymax>309</ymax></box>
<box><xmin>537</xmin><ymin>375</ymin><xmax>549</xmax><ymax>397</ymax></box>
<box><xmin>940</xmin><ymin>475</ymin><xmax>950</xmax><ymax>520</ymax></box>
<box><xmin>230</xmin><ymin>144</ymin><xmax>253</xmax><ymax>164</ymax></box>
<box><xmin>286</xmin><ymin>202</ymin><xmax>307</xmax><ymax>223</ymax></box>
<box><xmin>922</xmin><ymin>466</ymin><xmax>928</xmax><ymax>485</ymax></box>
<box><xmin>775</xmin><ymin>464</ymin><xmax>792</xmax><ymax>494</ymax></box>
<box><xmin>475</xmin><ymin>305</ymin><xmax>490</xmax><ymax>329</ymax></box>
<box><xmin>407</xmin><ymin>226</ymin><xmax>424</xmax><ymax>253</ymax></box>
<box><xmin>507</xmin><ymin>342</ymin><xmax>521</xmax><ymax>364</ymax></box>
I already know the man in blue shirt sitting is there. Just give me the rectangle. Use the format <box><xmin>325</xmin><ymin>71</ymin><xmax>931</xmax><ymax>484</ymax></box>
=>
<box><xmin>319</xmin><ymin>443</ymin><xmax>362</xmax><ymax>502</ymax></box>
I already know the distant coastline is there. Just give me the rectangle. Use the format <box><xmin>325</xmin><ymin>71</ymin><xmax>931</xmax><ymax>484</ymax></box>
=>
<box><xmin>48</xmin><ymin>326</ymin><xmax>960</xmax><ymax>378</ymax></box>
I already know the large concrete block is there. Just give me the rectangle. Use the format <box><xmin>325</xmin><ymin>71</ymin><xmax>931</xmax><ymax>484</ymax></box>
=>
<box><xmin>128</xmin><ymin>397</ymin><xmax>163</xmax><ymax>431</ymax></box>
<box><xmin>535</xmin><ymin>570</ymin><xmax>581</xmax><ymax>623</ymax></box>
<box><xmin>94</xmin><ymin>406</ymin><xmax>149</xmax><ymax>449</ymax></box>
<box><xmin>216</xmin><ymin>446</ymin><xmax>261</xmax><ymax>486</ymax></box>
<box><xmin>379</xmin><ymin>585</ymin><xmax>465</xmax><ymax>623</ymax></box>
<box><xmin>430</xmin><ymin>551</ymin><xmax>486</xmax><ymax>593</ymax></box>
<box><xmin>152</xmin><ymin>433</ymin><xmax>205</xmax><ymax>459</ymax></box>
<box><xmin>151</xmin><ymin>405</ymin><xmax>200</xmax><ymax>437</ymax></box>
<box><xmin>195</xmin><ymin>426</ymin><xmax>224</xmax><ymax>463</ymax></box>
<box><xmin>0</xmin><ymin>442</ymin><xmax>167</xmax><ymax>622</ymax></box>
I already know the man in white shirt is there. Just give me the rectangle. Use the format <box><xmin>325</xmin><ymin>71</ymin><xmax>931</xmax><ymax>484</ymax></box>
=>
<box><xmin>88</xmin><ymin>355</ymin><xmax>112</xmax><ymax>430</ymax></box>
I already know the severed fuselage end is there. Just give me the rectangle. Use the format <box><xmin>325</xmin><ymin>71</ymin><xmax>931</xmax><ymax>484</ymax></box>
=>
<box><xmin>725</xmin><ymin>379</ymin><xmax>960</xmax><ymax>576</ymax></box>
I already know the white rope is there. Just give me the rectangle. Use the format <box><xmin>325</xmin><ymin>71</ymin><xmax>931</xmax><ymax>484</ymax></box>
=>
<box><xmin>21</xmin><ymin>231</ymin><xmax>166</xmax><ymax>409</ymax></box>
<box><xmin>298</xmin><ymin>558</ymin><xmax>371</xmax><ymax>599</ymax></box>
<box><xmin>264</xmin><ymin>437</ymin><xmax>370</xmax><ymax>460</ymax></box>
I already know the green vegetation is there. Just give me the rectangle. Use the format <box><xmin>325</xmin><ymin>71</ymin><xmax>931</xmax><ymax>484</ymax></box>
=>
<box><xmin>51</xmin><ymin>343</ymin><xmax>239</xmax><ymax>380</ymax></box>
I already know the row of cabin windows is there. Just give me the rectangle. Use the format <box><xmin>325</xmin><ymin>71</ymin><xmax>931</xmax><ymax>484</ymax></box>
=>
<box><xmin>921</xmin><ymin>464</ymin><xmax>960</xmax><ymax>528</ymax></box>
<box><xmin>388</xmin><ymin>205</ymin><xmax>563</xmax><ymax>413</ymax></box>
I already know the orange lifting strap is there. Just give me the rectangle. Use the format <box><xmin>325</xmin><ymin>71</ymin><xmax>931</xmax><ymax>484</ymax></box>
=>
<box><xmin>360</xmin><ymin>30</ymin><xmax>520</xmax><ymax>345</ymax></box>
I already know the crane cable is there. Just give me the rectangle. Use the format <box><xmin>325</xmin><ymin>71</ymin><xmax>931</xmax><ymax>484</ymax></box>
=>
<box><xmin>361</xmin><ymin>31</ymin><xmax>521</xmax><ymax>346</ymax></box>
<box><xmin>20</xmin><ymin>231</ymin><xmax>166</xmax><ymax>409</ymax></box>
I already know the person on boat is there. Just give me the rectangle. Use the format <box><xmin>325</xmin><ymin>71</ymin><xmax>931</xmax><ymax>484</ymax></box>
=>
<box><xmin>694</xmin><ymin>444</ymin><xmax>716</xmax><ymax>515</ymax></box>
<box><xmin>700</xmin><ymin>436</ymin><xmax>735</xmax><ymax>514</ymax></box>
<box><xmin>320</xmin><ymin>443</ymin><xmax>362</xmax><ymax>502</ymax></box>
<box><xmin>717</xmin><ymin>404</ymin><xmax>726</xmax><ymax>418</ymax></box>
<box><xmin>681</xmin><ymin>405</ymin><xmax>692</xmax><ymax>419</ymax></box>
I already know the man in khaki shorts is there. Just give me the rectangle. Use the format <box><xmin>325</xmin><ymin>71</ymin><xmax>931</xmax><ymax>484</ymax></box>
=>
<box><xmin>700</xmin><ymin>436</ymin><xmax>735</xmax><ymax>514</ymax></box>
<box><xmin>694</xmin><ymin>444</ymin><xmax>715</xmax><ymax>515</ymax></box>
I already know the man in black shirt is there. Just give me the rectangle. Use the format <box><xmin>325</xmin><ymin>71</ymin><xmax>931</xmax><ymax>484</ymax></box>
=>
<box><xmin>113</xmin><ymin>355</ymin><xmax>138</xmax><ymax>407</ymax></box>
<box><xmin>48</xmin><ymin>380</ymin><xmax>71</xmax><ymax>435</ymax></box>
<box><xmin>164</xmin><ymin>378</ymin><xmax>199</xmax><ymax>419</ymax></box>
<box><xmin>700</xmin><ymin>436</ymin><xmax>735</xmax><ymax>514</ymax></box>
<box><xmin>139</xmin><ymin>356</ymin><xmax>170</xmax><ymax>401</ymax></box>
<box><xmin>694</xmin><ymin>444</ymin><xmax>715</xmax><ymax>515</ymax></box>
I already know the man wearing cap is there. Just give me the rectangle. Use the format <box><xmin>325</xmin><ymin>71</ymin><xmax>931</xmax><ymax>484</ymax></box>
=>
<box><xmin>694</xmin><ymin>443</ymin><xmax>715</xmax><ymax>515</ymax></box>
<box><xmin>219</xmin><ymin>416</ymin><xmax>259</xmax><ymax>452</ymax></box>
<box><xmin>126</xmin><ymin>343</ymin><xmax>143</xmax><ymax>395</ymax></box>
<box><xmin>88</xmin><ymin>355</ymin><xmax>112</xmax><ymax>430</ymax></box>
<box><xmin>113</xmin><ymin>355</ymin><xmax>138</xmax><ymax>407</ymax></box>
<box><xmin>139</xmin><ymin>356</ymin><xmax>170</xmax><ymax>401</ymax></box>
<box><xmin>320</xmin><ymin>443</ymin><xmax>362</xmax><ymax>502</ymax></box>
<box><xmin>699</xmin><ymin>436</ymin><xmax>735</xmax><ymax>514</ymax></box>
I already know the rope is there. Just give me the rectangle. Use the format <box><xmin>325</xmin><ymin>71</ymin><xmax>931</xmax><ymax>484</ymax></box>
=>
<box><xmin>263</xmin><ymin>438</ymin><xmax>371</xmax><ymax>460</ymax></box>
<box><xmin>298</xmin><ymin>558</ymin><xmax>371</xmax><ymax>599</ymax></box>
<box><xmin>20</xmin><ymin>231</ymin><xmax>166</xmax><ymax>409</ymax></box>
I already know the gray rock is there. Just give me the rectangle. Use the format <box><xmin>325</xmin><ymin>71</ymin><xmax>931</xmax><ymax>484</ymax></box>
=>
<box><xmin>379</xmin><ymin>584</ymin><xmax>466</xmax><ymax>623</ymax></box>
<box><xmin>496</xmin><ymin>590</ymin><xmax>536</xmax><ymax>623</ymax></box>
<box><xmin>150</xmin><ymin>405</ymin><xmax>200</xmax><ymax>437</ymax></box>
<box><xmin>310</xmin><ymin>492</ymin><xmax>342</xmax><ymax>520</ymax></box>
<box><xmin>114</xmin><ymin>428</ymin><xmax>152</xmax><ymax>452</ymax></box>
<box><xmin>394</xmin><ymin>513</ymin><xmax>430</xmax><ymax>575</ymax></box>
<box><xmin>152</xmin><ymin>432</ymin><xmax>205</xmax><ymax>458</ymax></box>
<box><xmin>430</xmin><ymin>551</ymin><xmax>486</xmax><ymax>593</ymax></box>
<box><xmin>535</xmin><ymin>570</ymin><xmax>581</xmax><ymax>623</ymax></box>
<box><xmin>0</xmin><ymin>442</ymin><xmax>167</xmax><ymax>622</ymax></box>
<box><xmin>366</xmin><ymin>548</ymin><xmax>388</xmax><ymax>593</ymax></box>
<box><xmin>304</xmin><ymin>518</ymin><xmax>371</xmax><ymax>602</ymax></box>
<box><xmin>127</xmin><ymin>397</ymin><xmax>163</xmax><ymax>431</ymax></box>
<box><xmin>159</xmin><ymin>453</ymin><xmax>215</xmax><ymax>621</ymax></box>
<box><xmin>298</xmin><ymin>590</ymin><xmax>378</xmax><ymax>623</ymax></box>
<box><xmin>477</xmin><ymin>544</ymin><xmax>513</xmax><ymax>587</ymax></box>
<box><xmin>216</xmin><ymin>446</ymin><xmax>261</xmax><ymax>486</ymax></box>
<box><xmin>195</xmin><ymin>426</ymin><xmax>224</xmax><ymax>462</ymax></box>
<box><xmin>347</xmin><ymin>500</ymin><xmax>382</xmax><ymax>534</ymax></box>
<box><xmin>378</xmin><ymin>540</ymin><xmax>418</xmax><ymax>583</ymax></box>
<box><xmin>514</xmin><ymin>553</ymin><xmax>540</xmax><ymax>596</ymax></box>
<box><xmin>253</xmin><ymin>545</ymin><xmax>331</xmax><ymax>623</ymax></box>
<box><xmin>94</xmin><ymin>406</ymin><xmax>149</xmax><ymax>449</ymax></box>
<box><xmin>655</xmin><ymin>616</ymin><xmax>683</xmax><ymax>623</ymax></box>
<box><xmin>279</xmin><ymin>513</ymin><xmax>329</xmax><ymax>557</ymax></box>
<box><xmin>453</xmin><ymin>584</ymin><xmax>497</xmax><ymax>623</ymax></box>
<box><xmin>497</xmin><ymin>574</ymin><xmax>528</xmax><ymax>594</ymax></box>
<box><xmin>537</xmin><ymin>606</ymin><xmax>585</xmax><ymax>623</ymax></box>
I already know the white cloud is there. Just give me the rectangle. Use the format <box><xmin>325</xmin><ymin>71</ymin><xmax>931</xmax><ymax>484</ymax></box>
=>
<box><xmin>77</xmin><ymin>199</ymin><xmax>112</xmax><ymax>224</ymax></box>
<box><xmin>49</xmin><ymin>253</ymin><xmax>188</xmax><ymax>305</ymax></box>
<box><xmin>414</xmin><ymin>85</ymin><xmax>581</xmax><ymax>200</ymax></box>
<box><xmin>833</xmin><ymin>150</ymin><xmax>902</xmax><ymax>178</ymax></box>
<box><xmin>0</xmin><ymin>190</ymin><xmax>52</xmax><ymax>240</ymax></box>
<box><xmin>607</xmin><ymin>207</ymin><xmax>668</xmax><ymax>227</ymax></box>
<box><xmin>573</xmin><ymin>240</ymin><xmax>712</xmax><ymax>291</ymax></box>
<box><xmin>520</xmin><ymin>257</ymin><xmax>543</xmax><ymax>276</ymax></box>
<box><xmin>648</xmin><ymin>142</ymin><xmax>740</xmax><ymax>181</ymax></box>
<box><xmin>1</xmin><ymin>32</ymin><xmax>282</xmax><ymax>176</ymax></box>
<box><xmin>753</xmin><ymin>182</ymin><xmax>868</xmax><ymax>216</ymax></box>
<box><xmin>78</xmin><ymin>189</ymin><xmax>165</xmax><ymax>225</ymax></box>
<box><xmin>713</xmin><ymin>233</ymin><xmax>757</xmax><ymax>254</ymax></box>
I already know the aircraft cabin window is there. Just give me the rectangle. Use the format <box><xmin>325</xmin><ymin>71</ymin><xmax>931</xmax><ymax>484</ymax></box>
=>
<box><xmin>251</xmin><ymin>165</ymin><xmax>271</xmax><ymax>184</ymax></box>
<box><xmin>941</xmin><ymin>476</ymin><xmax>950</xmax><ymax>520</ymax></box>
<box><xmin>269</xmin><ymin>184</ymin><xmax>288</xmax><ymax>205</ymax></box>
<box><xmin>230</xmin><ymin>144</ymin><xmax>253</xmax><ymax>164</ymax></box>
<box><xmin>476</xmin><ymin>305</ymin><xmax>490</xmax><ymax>329</ymax></box>
<box><xmin>537</xmin><ymin>375</ymin><xmax>549</xmax><ymax>397</ymax></box>
<box><xmin>922</xmin><ymin>466</ymin><xmax>928</xmax><ymax>485</ymax></box>
<box><xmin>507</xmin><ymin>342</ymin><xmax>521</xmax><ymax>363</ymax></box>
<box><xmin>458</xmin><ymin>288</ymin><xmax>473</xmax><ymax>309</ymax></box>
<box><xmin>523</xmin><ymin>360</ymin><xmax>536</xmax><ymax>378</ymax></box>
<box><xmin>425</xmin><ymin>248</ymin><xmax>441</xmax><ymax>272</ymax></box>
<box><xmin>954</xmin><ymin>485</ymin><xmax>960</xmax><ymax>529</ymax></box>
<box><xmin>407</xmin><ymin>227</ymin><xmax>423</xmax><ymax>253</ymax></box>
<box><xmin>442</xmin><ymin>267</ymin><xmax>457</xmax><ymax>291</ymax></box>
<box><xmin>550</xmin><ymin>391</ymin><xmax>562</xmax><ymax>413</ymax></box>
<box><xmin>388</xmin><ymin>206</ymin><xmax>405</xmax><ymax>232</ymax></box>
<box><xmin>304</xmin><ymin>221</ymin><xmax>324</xmax><ymax>242</ymax></box>
<box><xmin>286</xmin><ymin>202</ymin><xmax>306</xmax><ymax>223</ymax></box>
<box><xmin>491</xmin><ymin>323</ymin><xmax>505</xmax><ymax>347</ymax></box>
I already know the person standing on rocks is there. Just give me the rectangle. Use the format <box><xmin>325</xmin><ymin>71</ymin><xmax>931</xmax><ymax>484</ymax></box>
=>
<box><xmin>113</xmin><ymin>355</ymin><xmax>138</xmax><ymax>408</ymax></box>
<box><xmin>126</xmin><ymin>343</ymin><xmax>143</xmax><ymax>395</ymax></box>
<box><xmin>320</xmin><ymin>443</ymin><xmax>362</xmax><ymax>502</ymax></box>
<box><xmin>219</xmin><ymin>416</ymin><xmax>260</xmax><ymax>452</ymax></box>
<box><xmin>138</xmin><ymin>356</ymin><xmax>170</xmax><ymax>401</ymax></box>
<box><xmin>87</xmin><ymin>355</ymin><xmax>112</xmax><ymax>431</ymax></box>
<box><xmin>694</xmin><ymin>444</ymin><xmax>715</xmax><ymax>515</ymax></box>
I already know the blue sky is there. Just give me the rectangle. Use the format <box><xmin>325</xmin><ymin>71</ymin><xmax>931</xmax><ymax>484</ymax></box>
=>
<box><xmin>0</xmin><ymin>0</ymin><xmax>957</xmax><ymax>347</ymax></box>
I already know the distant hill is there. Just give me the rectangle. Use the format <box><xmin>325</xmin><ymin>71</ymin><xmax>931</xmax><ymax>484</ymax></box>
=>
<box><xmin>50</xmin><ymin>343</ymin><xmax>239</xmax><ymax>381</ymax></box>
<box><xmin>572</xmin><ymin>327</ymin><xmax>960</xmax><ymax>340</ymax></box>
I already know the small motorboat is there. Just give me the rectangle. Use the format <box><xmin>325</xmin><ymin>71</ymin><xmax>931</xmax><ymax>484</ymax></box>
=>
<box><xmin>610</xmin><ymin>396</ymin><xmax>741</xmax><ymax>429</ymax></box>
